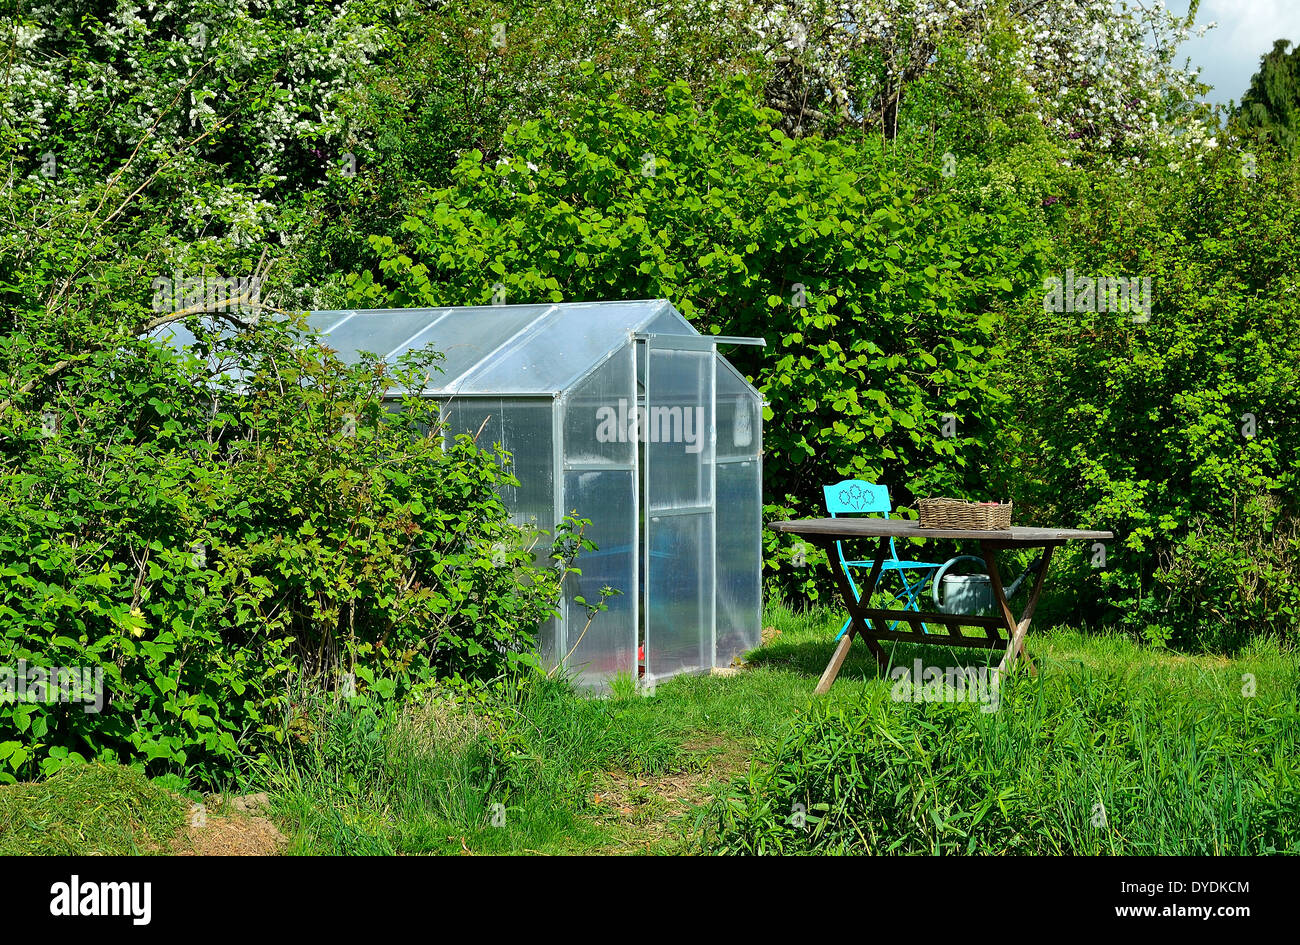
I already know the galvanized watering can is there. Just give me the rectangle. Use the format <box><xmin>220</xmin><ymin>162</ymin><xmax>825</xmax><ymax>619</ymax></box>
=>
<box><xmin>931</xmin><ymin>554</ymin><xmax>1042</xmax><ymax>616</ymax></box>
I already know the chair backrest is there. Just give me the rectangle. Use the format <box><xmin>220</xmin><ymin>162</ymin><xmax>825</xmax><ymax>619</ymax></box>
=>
<box><xmin>823</xmin><ymin>480</ymin><xmax>892</xmax><ymax>517</ymax></box>
<box><xmin>822</xmin><ymin>480</ymin><xmax>898</xmax><ymax>569</ymax></box>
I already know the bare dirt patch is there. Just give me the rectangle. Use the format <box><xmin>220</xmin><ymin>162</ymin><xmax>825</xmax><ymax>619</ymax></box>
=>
<box><xmin>168</xmin><ymin>794</ymin><xmax>287</xmax><ymax>856</ymax></box>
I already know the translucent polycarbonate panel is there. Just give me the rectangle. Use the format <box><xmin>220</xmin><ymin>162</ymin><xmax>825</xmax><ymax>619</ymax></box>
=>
<box><xmin>149</xmin><ymin>301</ymin><xmax>702</xmax><ymax>396</ymax></box>
<box><xmin>715</xmin><ymin>360</ymin><xmax>761</xmax><ymax>460</ymax></box>
<box><xmin>644</xmin><ymin>341</ymin><xmax>715</xmax><ymax>681</ymax></box>
<box><xmin>396</xmin><ymin>305</ymin><xmax>554</xmax><ymax>391</ymax></box>
<box><xmin>150</xmin><ymin>312</ymin><xmax>373</xmax><ymax>362</ymax></box>
<box><xmin>293</xmin><ymin>300</ymin><xmax>689</xmax><ymax>395</ymax></box>
<box><xmin>562</xmin><ymin>345</ymin><xmax>635</xmax><ymax>467</ymax></box>
<box><xmin>145</xmin><ymin>320</ymin><xmax>195</xmax><ymax>349</ymax></box>
<box><xmin>715</xmin><ymin>458</ymin><xmax>761</xmax><ymax>666</ymax></box>
<box><xmin>640</xmin><ymin>305</ymin><xmax>696</xmax><ymax>336</ymax></box>
<box><xmin>645</xmin><ymin>511</ymin><xmax>714</xmax><ymax>680</ymax></box>
<box><xmin>145</xmin><ymin>314</ymin><xmax>239</xmax><ymax>351</ymax></box>
<box><xmin>645</xmin><ymin>348</ymin><xmax>712</xmax><ymax>510</ymax></box>
<box><xmin>498</xmin><ymin>399</ymin><xmax>556</xmax><ymax>537</ymax></box>
<box><xmin>441</xmin><ymin>397</ymin><xmax>556</xmax><ymax>543</ymax></box>
<box><xmin>713</xmin><ymin>359</ymin><xmax>761</xmax><ymax>665</ymax></box>
<box><xmin>439</xmin><ymin>395</ymin><xmax>560</xmax><ymax>671</ymax></box>
<box><xmin>143</xmin><ymin>317</ymin><xmax>252</xmax><ymax>387</ymax></box>
<box><xmin>315</xmin><ymin>309</ymin><xmax>447</xmax><ymax>362</ymax></box>
<box><xmin>461</xmin><ymin>300</ymin><xmax>667</xmax><ymax>394</ymax></box>
<box><xmin>559</xmin><ymin>470</ymin><xmax>637</xmax><ymax>686</ymax></box>
<box><xmin>537</xmin><ymin>616</ymin><xmax>559</xmax><ymax>672</ymax></box>
<box><xmin>304</xmin><ymin>311</ymin><xmax>353</xmax><ymax>333</ymax></box>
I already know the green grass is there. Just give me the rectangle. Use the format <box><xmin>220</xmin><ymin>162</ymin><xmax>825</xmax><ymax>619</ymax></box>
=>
<box><xmin>0</xmin><ymin>763</ymin><xmax>186</xmax><ymax>855</ymax></box>
<box><xmin>264</xmin><ymin>675</ymin><xmax>695</xmax><ymax>855</ymax></box>
<box><xmin>256</xmin><ymin>602</ymin><xmax>1300</xmax><ymax>855</ymax></box>
<box><xmin>710</xmin><ymin>648</ymin><xmax>1300</xmax><ymax>854</ymax></box>
<box><xmin>3</xmin><ymin>603</ymin><xmax>1295</xmax><ymax>855</ymax></box>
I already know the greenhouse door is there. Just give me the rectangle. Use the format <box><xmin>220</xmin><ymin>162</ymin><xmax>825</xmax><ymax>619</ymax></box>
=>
<box><xmin>643</xmin><ymin>336</ymin><xmax>715</xmax><ymax>682</ymax></box>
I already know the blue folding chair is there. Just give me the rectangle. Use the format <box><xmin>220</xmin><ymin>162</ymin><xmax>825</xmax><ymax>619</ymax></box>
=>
<box><xmin>823</xmin><ymin>480</ymin><xmax>944</xmax><ymax>640</ymax></box>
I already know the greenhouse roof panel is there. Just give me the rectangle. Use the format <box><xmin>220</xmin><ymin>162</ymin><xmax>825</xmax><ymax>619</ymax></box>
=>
<box><xmin>314</xmin><ymin>308</ymin><xmax>451</xmax><ymax>363</ymax></box>
<box><xmin>313</xmin><ymin>304</ymin><xmax>553</xmax><ymax>385</ymax></box>
<box><xmin>316</xmin><ymin>299</ymin><xmax>680</xmax><ymax>395</ymax></box>
<box><xmin>145</xmin><ymin>300</ymin><xmax>708</xmax><ymax>396</ymax></box>
<box><xmin>450</xmin><ymin>300</ymin><xmax>673</xmax><ymax>394</ymax></box>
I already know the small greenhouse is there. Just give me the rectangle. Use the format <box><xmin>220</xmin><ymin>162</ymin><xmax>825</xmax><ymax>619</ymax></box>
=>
<box><xmin>156</xmin><ymin>300</ymin><xmax>765</xmax><ymax>688</ymax></box>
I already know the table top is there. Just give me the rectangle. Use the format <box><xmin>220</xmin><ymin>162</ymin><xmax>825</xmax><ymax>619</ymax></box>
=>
<box><xmin>770</xmin><ymin>517</ymin><xmax>1113</xmax><ymax>543</ymax></box>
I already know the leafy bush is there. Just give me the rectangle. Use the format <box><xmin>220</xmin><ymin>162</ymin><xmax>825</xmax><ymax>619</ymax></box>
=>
<box><xmin>999</xmin><ymin>141</ymin><xmax>1300</xmax><ymax>646</ymax></box>
<box><xmin>0</xmin><ymin>0</ymin><xmax>404</xmax><ymax>318</ymax></box>
<box><xmin>0</xmin><ymin>319</ymin><xmax>573</xmax><ymax>786</ymax></box>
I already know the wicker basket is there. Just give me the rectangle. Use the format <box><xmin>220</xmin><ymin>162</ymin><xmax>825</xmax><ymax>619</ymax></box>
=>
<box><xmin>918</xmin><ymin>498</ymin><xmax>1013</xmax><ymax>530</ymax></box>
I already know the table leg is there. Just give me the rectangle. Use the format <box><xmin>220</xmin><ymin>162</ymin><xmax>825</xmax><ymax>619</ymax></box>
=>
<box><xmin>814</xmin><ymin>536</ymin><xmax>890</xmax><ymax>694</ymax></box>
<box><xmin>981</xmin><ymin>543</ymin><xmax>1056</xmax><ymax>675</ymax></box>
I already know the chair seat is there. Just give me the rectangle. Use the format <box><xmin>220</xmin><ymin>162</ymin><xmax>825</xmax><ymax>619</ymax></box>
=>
<box><xmin>844</xmin><ymin>559</ymin><xmax>942</xmax><ymax>570</ymax></box>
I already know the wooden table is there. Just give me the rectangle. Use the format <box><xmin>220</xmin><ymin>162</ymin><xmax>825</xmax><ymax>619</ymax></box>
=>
<box><xmin>769</xmin><ymin>518</ymin><xmax>1113</xmax><ymax>694</ymax></box>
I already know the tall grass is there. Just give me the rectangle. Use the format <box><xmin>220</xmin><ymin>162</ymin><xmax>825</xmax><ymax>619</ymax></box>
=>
<box><xmin>262</xmin><ymin>678</ymin><xmax>685</xmax><ymax>854</ymax></box>
<box><xmin>703</xmin><ymin>652</ymin><xmax>1300</xmax><ymax>854</ymax></box>
<box><xmin>262</xmin><ymin>604</ymin><xmax>1299</xmax><ymax>855</ymax></box>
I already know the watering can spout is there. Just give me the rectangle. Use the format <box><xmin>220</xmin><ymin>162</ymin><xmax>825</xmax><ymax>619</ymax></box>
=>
<box><xmin>1004</xmin><ymin>554</ymin><xmax>1044</xmax><ymax>599</ymax></box>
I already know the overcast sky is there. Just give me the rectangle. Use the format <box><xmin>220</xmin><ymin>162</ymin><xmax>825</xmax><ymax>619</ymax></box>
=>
<box><xmin>1168</xmin><ymin>0</ymin><xmax>1300</xmax><ymax>106</ymax></box>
